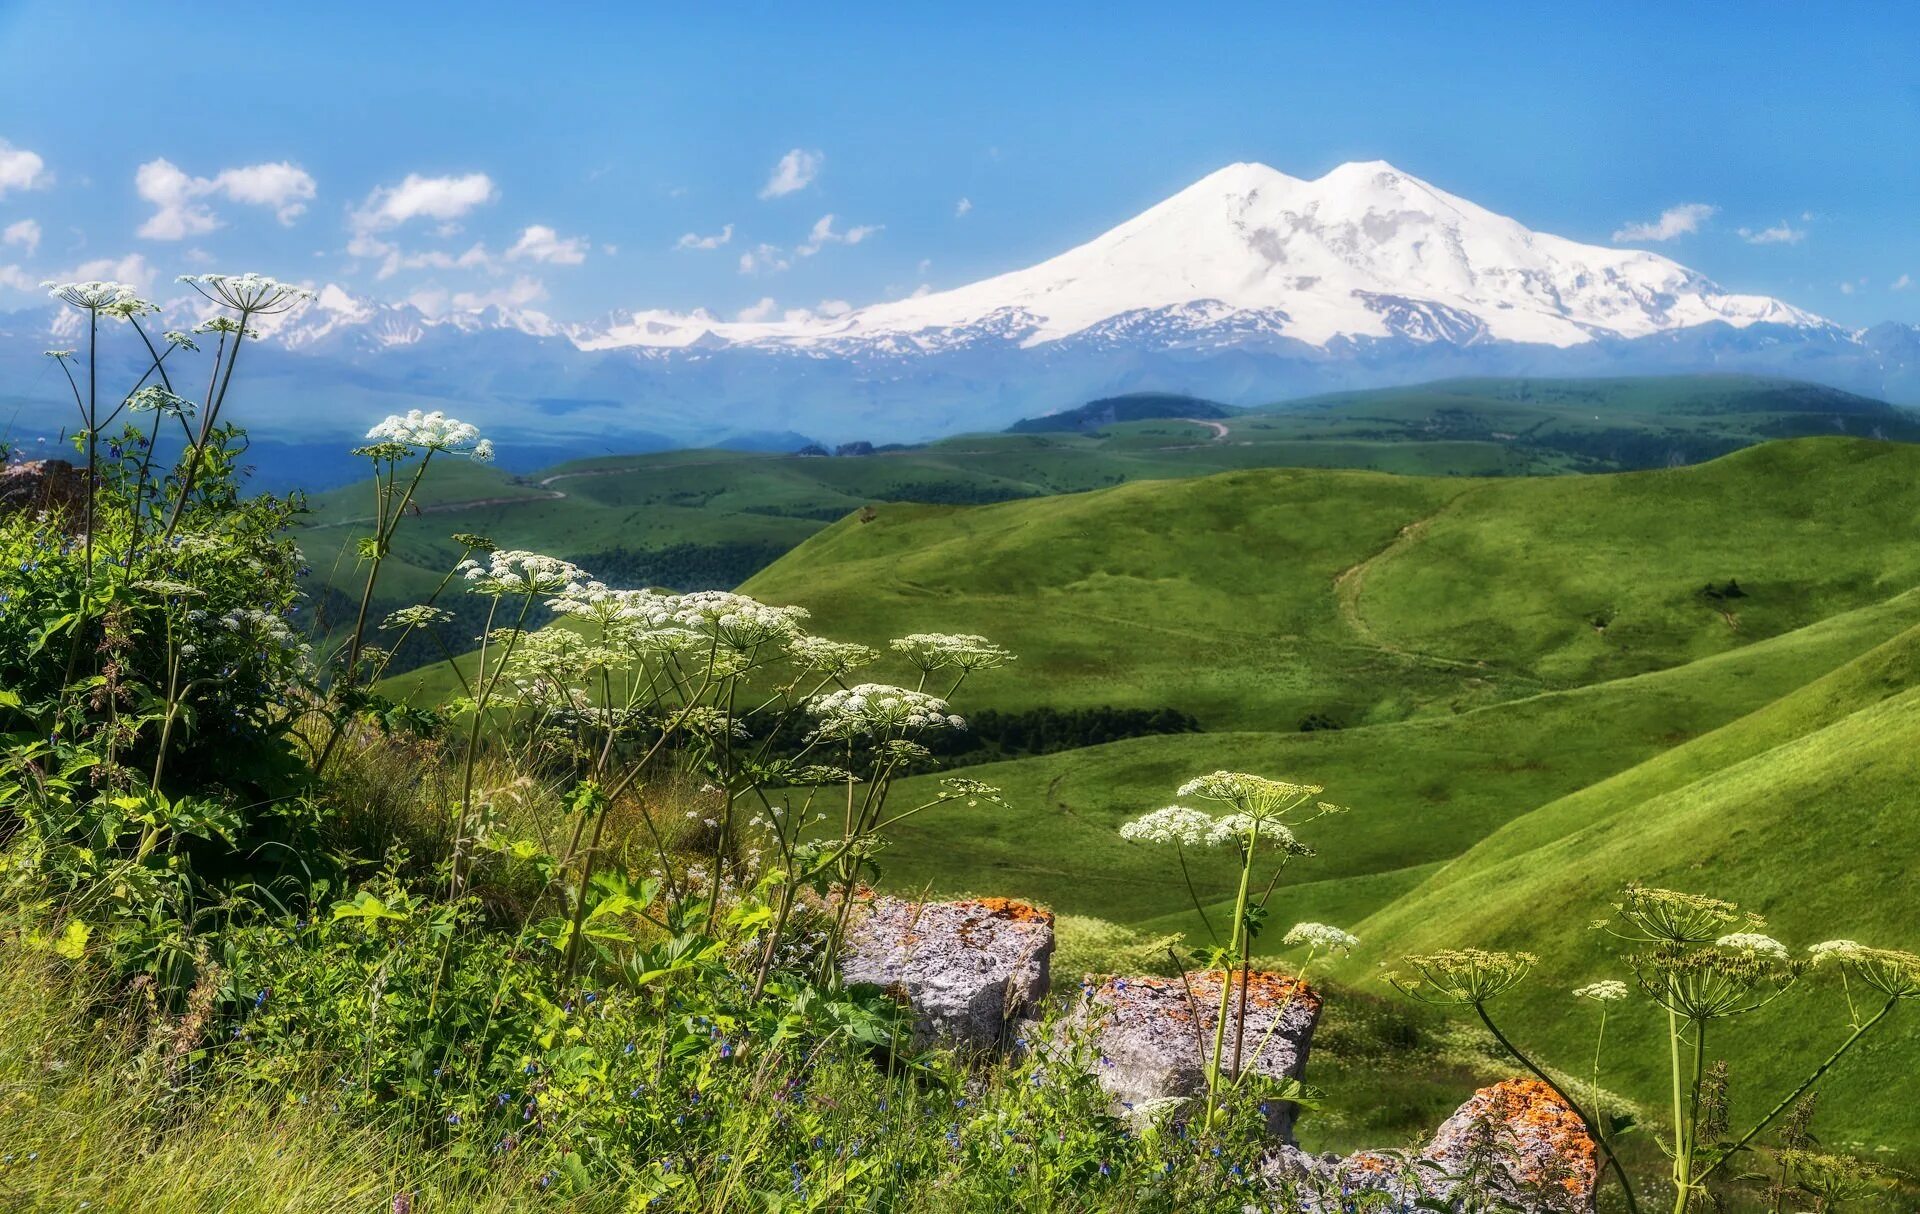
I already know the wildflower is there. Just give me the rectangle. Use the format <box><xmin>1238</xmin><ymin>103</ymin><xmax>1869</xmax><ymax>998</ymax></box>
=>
<box><xmin>938</xmin><ymin>776</ymin><xmax>1005</xmax><ymax>807</ymax></box>
<box><xmin>808</xmin><ymin>683</ymin><xmax>963</xmax><ymax>738</ymax></box>
<box><xmin>890</xmin><ymin>632</ymin><xmax>1014</xmax><ymax>674</ymax></box>
<box><xmin>44</xmin><ymin>349</ymin><xmax>75</xmax><ymax>360</ymax></box>
<box><xmin>1813</xmin><ymin>944</ymin><xmax>1920</xmax><ymax>999</ymax></box>
<box><xmin>164</xmin><ymin>330</ymin><xmax>200</xmax><ymax>351</ymax></box>
<box><xmin>178</xmin><ymin>272</ymin><xmax>315</xmax><ymax>314</ymax></box>
<box><xmin>458</xmin><ymin>549</ymin><xmax>588</xmax><ymax>596</ymax></box>
<box><xmin>1119</xmin><ymin>805</ymin><xmax>1217</xmax><ymax>847</ymax></box>
<box><xmin>42</xmin><ymin>280</ymin><xmax>144</xmax><ymax>311</ymax></box>
<box><xmin>1808</xmin><ymin>939</ymin><xmax>1865</xmax><ymax>963</ymax></box>
<box><xmin>1572</xmin><ymin>979</ymin><xmax>1630</xmax><ymax>1002</ymax></box>
<box><xmin>1204</xmin><ymin>812</ymin><xmax>1314</xmax><ymax>854</ymax></box>
<box><xmin>126</xmin><ymin>385</ymin><xmax>196</xmax><ymax>417</ymax></box>
<box><xmin>789</xmin><ymin>633</ymin><xmax>879</xmax><ymax>676</ymax></box>
<box><xmin>1283</xmin><ymin>923</ymin><xmax>1360</xmax><ymax>953</ymax></box>
<box><xmin>1716</xmin><ymin>932</ymin><xmax>1791</xmax><ymax>962</ymax></box>
<box><xmin>1633</xmin><ymin>945</ymin><xmax>1799</xmax><ymax>1020</ymax></box>
<box><xmin>364</xmin><ymin>408</ymin><xmax>491</xmax><ymax>459</ymax></box>
<box><xmin>1389</xmin><ymin>949</ymin><xmax>1537</xmax><ymax>1005</ymax></box>
<box><xmin>1605</xmin><ymin>883</ymin><xmax>1754</xmax><ymax>944</ymax></box>
<box><xmin>382</xmin><ymin>604</ymin><xmax>453</xmax><ymax>630</ymax></box>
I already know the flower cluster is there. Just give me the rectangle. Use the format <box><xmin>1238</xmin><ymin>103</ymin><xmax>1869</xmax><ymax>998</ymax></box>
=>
<box><xmin>458</xmin><ymin>550</ymin><xmax>588</xmax><ymax>596</ymax></box>
<box><xmin>890</xmin><ymin>633</ymin><xmax>1014</xmax><ymax>675</ymax></box>
<box><xmin>789</xmin><ymin>634</ymin><xmax>878</xmax><ymax>677</ymax></box>
<box><xmin>42</xmin><ymin>279</ymin><xmax>147</xmax><ymax>311</ymax></box>
<box><xmin>126</xmin><ymin>385</ymin><xmax>197</xmax><ymax>417</ymax></box>
<box><xmin>1283</xmin><ymin>923</ymin><xmax>1360</xmax><ymax>953</ymax></box>
<box><xmin>649</xmin><ymin>591</ymin><xmax>810</xmax><ymax>649</ymax></box>
<box><xmin>807</xmin><ymin>683</ymin><xmax>964</xmax><ymax>739</ymax></box>
<box><xmin>1809</xmin><ymin>942</ymin><xmax>1920</xmax><ymax>999</ymax></box>
<box><xmin>1175</xmin><ymin>770</ymin><xmax>1342</xmax><ymax>824</ymax></box>
<box><xmin>1117</xmin><ymin>805</ymin><xmax>1216</xmax><ymax>847</ymax></box>
<box><xmin>178</xmin><ymin>272</ymin><xmax>315</xmax><ymax>314</ymax></box>
<box><xmin>1389</xmin><ymin>949</ymin><xmax>1537</xmax><ymax>1005</ymax></box>
<box><xmin>365</xmin><ymin>409</ymin><xmax>493</xmax><ymax>460</ymax></box>
<box><xmin>1572</xmin><ymin>980</ymin><xmax>1630</xmax><ymax>1003</ymax></box>
<box><xmin>1715</xmin><ymin>932</ymin><xmax>1791</xmax><ymax>962</ymax></box>
<box><xmin>382</xmin><ymin>604</ymin><xmax>453</xmax><ymax>631</ymax></box>
<box><xmin>1605</xmin><ymin>884</ymin><xmax>1755</xmax><ymax>945</ymax></box>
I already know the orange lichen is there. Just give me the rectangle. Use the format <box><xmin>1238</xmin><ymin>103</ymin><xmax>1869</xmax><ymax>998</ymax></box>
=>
<box><xmin>1187</xmin><ymin>969</ymin><xmax>1321</xmax><ymax>1011</ymax></box>
<box><xmin>966</xmin><ymin>897</ymin><xmax>1054</xmax><ymax>926</ymax></box>
<box><xmin>1456</xmin><ymin>1079</ymin><xmax>1597</xmax><ymax>1196</ymax></box>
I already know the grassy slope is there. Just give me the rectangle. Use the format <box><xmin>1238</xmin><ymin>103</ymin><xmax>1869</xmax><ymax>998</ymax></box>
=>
<box><xmin>314</xmin><ymin>376</ymin><xmax>1909</xmax><ymax>654</ymax></box>
<box><xmin>1349</xmin><ymin>621</ymin><xmax>1920</xmax><ymax>1155</ymax></box>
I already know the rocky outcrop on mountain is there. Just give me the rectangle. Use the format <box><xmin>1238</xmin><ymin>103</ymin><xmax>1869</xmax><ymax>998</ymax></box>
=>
<box><xmin>1074</xmin><ymin>970</ymin><xmax>1321</xmax><ymax>1140</ymax></box>
<box><xmin>839</xmin><ymin>895</ymin><xmax>1054</xmax><ymax>1052</ymax></box>
<box><xmin>0</xmin><ymin>459</ymin><xmax>86</xmax><ymax>522</ymax></box>
<box><xmin>1262</xmin><ymin>1078</ymin><xmax>1597</xmax><ymax>1212</ymax></box>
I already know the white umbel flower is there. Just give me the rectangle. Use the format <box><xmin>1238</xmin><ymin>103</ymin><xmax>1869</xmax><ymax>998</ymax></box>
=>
<box><xmin>1716</xmin><ymin>932</ymin><xmax>1791</xmax><ymax>962</ymax></box>
<box><xmin>1573</xmin><ymin>980</ymin><xmax>1630</xmax><ymax>1002</ymax></box>
<box><xmin>1283</xmin><ymin>923</ymin><xmax>1360</xmax><ymax>953</ymax></box>
<box><xmin>178</xmin><ymin>272</ymin><xmax>314</xmax><ymax>314</ymax></box>
<box><xmin>808</xmin><ymin>683</ymin><xmax>963</xmax><ymax>739</ymax></box>
<box><xmin>457</xmin><ymin>550</ymin><xmax>588</xmax><ymax>596</ymax></box>
<box><xmin>364</xmin><ymin>408</ymin><xmax>490</xmax><ymax>459</ymax></box>
<box><xmin>890</xmin><ymin>632</ymin><xmax>1014</xmax><ymax>673</ymax></box>
<box><xmin>1118</xmin><ymin>805</ymin><xmax>1218</xmax><ymax>847</ymax></box>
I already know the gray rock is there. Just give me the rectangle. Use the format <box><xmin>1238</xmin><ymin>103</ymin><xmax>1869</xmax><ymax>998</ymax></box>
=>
<box><xmin>0</xmin><ymin>459</ymin><xmax>85</xmax><ymax>521</ymax></box>
<box><xmin>1075</xmin><ymin>970</ymin><xmax>1321</xmax><ymax>1140</ymax></box>
<box><xmin>838</xmin><ymin>895</ymin><xmax>1053</xmax><ymax>1052</ymax></box>
<box><xmin>1258</xmin><ymin>1079</ymin><xmax>1597</xmax><ymax>1212</ymax></box>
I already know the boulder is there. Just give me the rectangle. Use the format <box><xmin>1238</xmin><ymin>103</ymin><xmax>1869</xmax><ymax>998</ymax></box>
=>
<box><xmin>1261</xmin><ymin>1078</ymin><xmax>1597</xmax><ymax>1212</ymax></box>
<box><xmin>838</xmin><ymin>895</ymin><xmax>1053</xmax><ymax>1052</ymax></box>
<box><xmin>0</xmin><ymin>459</ymin><xmax>86</xmax><ymax>520</ymax></box>
<box><xmin>1076</xmin><ymin>970</ymin><xmax>1320</xmax><ymax>1140</ymax></box>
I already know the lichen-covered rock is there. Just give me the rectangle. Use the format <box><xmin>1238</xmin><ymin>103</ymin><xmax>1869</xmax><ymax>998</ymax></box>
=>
<box><xmin>1259</xmin><ymin>1078</ymin><xmax>1597</xmax><ymax>1212</ymax></box>
<box><xmin>0</xmin><ymin>459</ymin><xmax>85</xmax><ymax>520</ymax></box>
<box><xmin>838</xmin><ymin>895</ymin><xmax>1053</xmax><ymax>1052</ymax></box>
<box><xmin>1076</xmin><ymin>970</ymin><xmax>1320</xmax><ymax>1140</ymax></box>
<box><xmin>1425</xmin><ymin>1079</ymin><xmax>1596</xmax><ymax>1212</ymax></box>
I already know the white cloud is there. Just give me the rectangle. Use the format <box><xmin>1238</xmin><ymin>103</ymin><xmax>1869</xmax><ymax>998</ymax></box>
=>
<box><xmin>0</xmin><ymin>265</ymin><xmax>35</xmax><ymax>291</ymax></box>
<box><xmin>450</xmin><ymin>275</ymin><xmax>547</xmax><ymax>312</ymax></box>
<box><xmin>352</xmin><ymin>172</ymin><xmax>497</xmax><ymax>233</ymax></box>
<box><xmin>816</xmin><ymin>298</ymin><xmax>852</xmax><ymax>318</ymax></box>
<box><xmin>1740</xmin><ymin>221</ymin><xmax>1805</xmax><ymax>246</ymax></box>
<box><xmin>507</xmin><ymin>224</ymin><xmax>588</xmax><ymax>265</ymax></box>
<box><xmin>1839</xmin><ymin>280</ymin><xmax>1855</xmax><ymax>295</ymax></box>
<box><xmin>380</xmin><ymin>242</ymin><xmax>494</xmax><ymax>279</ymax></box>
<box><xmin>55</xmin><ymin>252</ymin><xmax>155</xmax><ymax>290</ymax></box>
<box><xmin>797</xmin><ymin>213</ymin><xmax>882</xmax><ymax>256</ymax></box>
<box><xmin>3</xmin><ymin>218</ymin><xmax>40</xmax><ymax>255</ymax></box>
<box><xmin>916</xmin><ymin>258</ymin><xmax>932</xmax><ymax>276</ymax></box>
<box><xmin>955</xmin><ymin>197</ymin><xmax>972</xmax><ymax>217</ymax></box>
<box><xmin>675</xmin><ymin>224</ymin><xmax>734</xmax><ymax>251</ymax></box>
<box><xmin>738</xmin><ymin>243</ymin><xmax>790</xmax><ymax>275</ymax></box>
<box><xmin>0</xmin><ymin>139</ymin><xmax>51</xmax><ymax>198</ymax></box>
<box><xmin>1894</xmin><ymin>274</ymin><xmax>1913</xmax><ymax>291</ymax></box>
<box><xmin>759</xmin><ymin>148</ymin><xmax>822</xmax><ymax>199</ymax></box>
<box><xmin>136</xmin><ymin>158</ymin><xmax>317</xmax><ymax>239</ymax></box>
<box><xmin>1612</xmin><ymin>203</ymin><xmax>1716</xmax><ymax>243</ymax></box>
<box><xmin>736</xmin><ymin>296</ymin><xmax>779</xmax><ymax>322</ymax></box>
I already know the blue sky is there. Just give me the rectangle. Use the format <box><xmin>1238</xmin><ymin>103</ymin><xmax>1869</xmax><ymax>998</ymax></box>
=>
<box><xmin>1</xmin><ymin>1</ymin><xmax>1915</xmax><ymax>327</ymax></box>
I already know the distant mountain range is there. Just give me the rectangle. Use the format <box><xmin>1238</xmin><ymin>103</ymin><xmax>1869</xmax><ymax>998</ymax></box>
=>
<box><xmin>3</xmin><ymin>161</ymin><xmax>1918</xmax><ymax>451</ymax></box>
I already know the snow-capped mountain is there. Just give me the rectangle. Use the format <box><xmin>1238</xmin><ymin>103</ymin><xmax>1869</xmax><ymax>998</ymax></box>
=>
<box><xmin>587</xmin><ymin>161</ymin><xmax>1829</xmax><ymax>354</ymax></box>
<box><xmin>3</xmin><ymin>161</ymin><xmax>1915</xmax><ymax>448</ymax></box>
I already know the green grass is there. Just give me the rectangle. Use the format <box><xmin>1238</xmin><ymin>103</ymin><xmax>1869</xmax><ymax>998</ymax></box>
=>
<box><xmin>311</xmin><ymin>375</ymin><xmax>1914</xmax><ymax>672</ymax></box>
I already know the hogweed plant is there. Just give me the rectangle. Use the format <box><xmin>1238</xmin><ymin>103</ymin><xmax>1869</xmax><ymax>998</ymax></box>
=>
<box><xmin>1118</xmin><ymin>773</ymin><xmax>1345</xmax><ymax>1125</ymax></box>
<box><xmin>1392</xmin><ymin>884</ymin><xmax>1920</xmax><ymax>1214</ymax></box>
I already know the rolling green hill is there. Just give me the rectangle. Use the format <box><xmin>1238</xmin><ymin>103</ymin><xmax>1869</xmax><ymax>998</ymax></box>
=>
<box><xmin>722</xmin><ymin>437</ymin><xmax>1920</xmax><ymax>1158</ymax></box>
<box><xmin>360</xmin><ymin>428</ymin><xmax>1920</xmax><ymax>1159</ymax></box>
<box><xmin>305</xmin><ymin>375</ymin><xmax>1918</xmax><ymax>674</ymax></box>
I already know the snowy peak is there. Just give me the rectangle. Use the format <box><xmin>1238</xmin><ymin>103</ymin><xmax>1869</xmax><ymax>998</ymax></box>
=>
<box><xmin>590</xmin><ymin>159</ymin><xmax>1831</xmax><ymax>353</ymax></box>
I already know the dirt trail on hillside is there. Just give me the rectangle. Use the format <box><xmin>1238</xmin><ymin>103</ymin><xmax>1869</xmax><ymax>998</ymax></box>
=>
<box><xmin>1331</xmin><ymin>495</ymin><xmax>1505</xmax><ymax>675</ymax></box>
